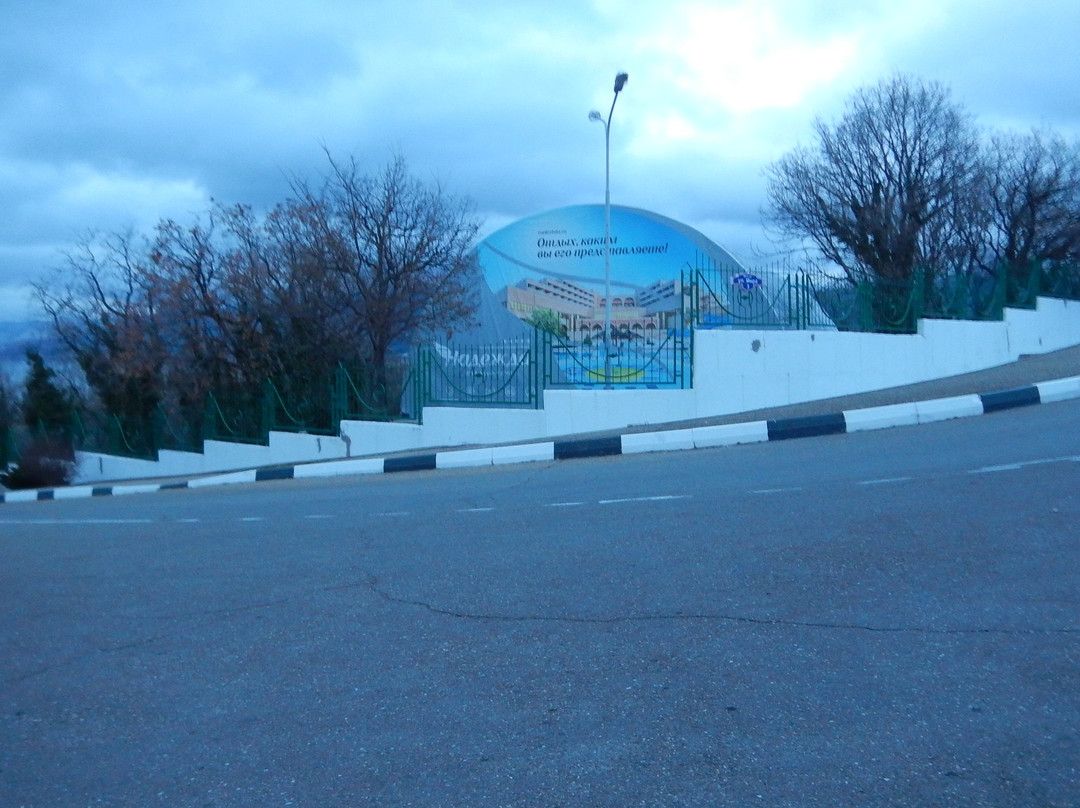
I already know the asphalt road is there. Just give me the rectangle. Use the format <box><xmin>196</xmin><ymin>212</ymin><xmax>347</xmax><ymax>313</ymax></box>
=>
<box><xmin>2</xmin><ymin>399</ymin><xmax>1079</xmax><ymax>807</ymax></box>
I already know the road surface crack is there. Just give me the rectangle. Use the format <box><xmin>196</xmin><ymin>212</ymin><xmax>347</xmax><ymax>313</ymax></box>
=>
<box><xmin>364</xmin><ymin>578</ymin><xmax>1079</xmax><ymax>636</ymax></box>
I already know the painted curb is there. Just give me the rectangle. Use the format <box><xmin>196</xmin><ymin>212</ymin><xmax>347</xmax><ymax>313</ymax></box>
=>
<box><xmin>293</xmin><ymin>458</ymin><xmax>385</xmax><ymax>478</ymax></box>
<box><xmin>767</xmin><ymin>413</ymin><xmax>846</xmax><ymax>441</ymax></box>
<box><xmin>436</xmin><ymin>447</ymin><xmax>495</xmax><ymax>469</ymax></box>
<box><xmin>384</xmin><ymin>454</ymin><xmax>437</xmax><ymax>473</ymax></box>
<box><xmin>980</xmin><ymin>385</ymin><xmax>1041</xmax><ymax>413</ymax></box>
<box><xmin>553</xmin><ymin>435</ymin><xmax>623</xmax><ymax>460</ymax></box>
<box><xmin>620</xmin><ymin>429</ymin><xmax>696</xmax><ymax>455</ymax></box>
<box><xmin>1</xmin><ymin>376</ymin><xmax>1074</xmax><ymax>506</ymax></box>
<box><xmin>691</xmin><ymin>421</ymin><xmax>770</xmax><ymax>449</ymax></box>
<box><xmin>842</xmin><ymin>402</ymin><xmax>920</xmax><ymax>433</ymax></box>
<box><xmin>1037</xmin><ymin>375</ymin><xmax>1080</xmax><ymax>403</ymax></box>
<box><xmin>914</xmin><ymin>394</ymin><xmax>985</xmax><ymax>424</ymax></box>
<box><xmin>492</xmin><ymin>442</ymin><xmax>555</xmax><ymax>465</ymax></box>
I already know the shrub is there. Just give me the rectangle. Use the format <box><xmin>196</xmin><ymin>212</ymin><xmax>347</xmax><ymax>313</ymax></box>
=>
<box><xmin>0</xmin><ymin>438</ymin><xmax>75</xmax><ymax>490</ymax></box>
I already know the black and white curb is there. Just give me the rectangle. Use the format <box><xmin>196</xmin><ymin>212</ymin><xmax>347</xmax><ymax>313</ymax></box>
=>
<box><xmin>4</xmin><ymin>377</ymin><xmax>1079</xmax><ymax>505</ymax></box>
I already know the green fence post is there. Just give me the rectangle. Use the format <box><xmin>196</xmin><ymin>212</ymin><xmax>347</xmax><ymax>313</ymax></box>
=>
<box><xmin>995</xmin><ymin>265</ymin><xmax>1007</xmax><ymax>318</ymax></box>
<box><xmin>801</xmin><ymin>270</ymin><xmax>810</xmax><ymax>329</ymax></box>
<box><xmin>544</xmin><ymin>328</ymin><xmax>550</xmax><ymax>401</ymax></box>
<box><xmin>262</xmin><ymin>379</ymin><xmax>274</xmax><ymax>442</ymax></box>
<box><xmin>790</xmin><ymin>273</ymin><xmax>799</xmax><ymax>330</ymax></box>
<box><xmin>153</xmin><ymin>405</ymin><xmax>165</xmax><ymax>456</ymax></box>
<box><xmin>532</xmin><ymin>328</ymin><xmax>540</xmax><ymax>408</ymax></box>
<box><xmin>331</xmin><ymin>364</ymin><xmax>346</xmax><ymax>431</ymax></box>
<box><xmin>912</xmin><ymin>268</ymin><xmax>924</xmax><ymax>330</ymax></box>
<box><xmin>414</xmin><ymin>344</ymin><xmax>425</xmax><ymax>425</ymax></box>
<box><xmin>204</xmin><ymin>393</ymin><xmax>216</xmax><ymax>444</ymax></box>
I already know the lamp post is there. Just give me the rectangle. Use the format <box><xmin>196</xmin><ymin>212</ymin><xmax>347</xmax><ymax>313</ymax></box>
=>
<box><xmin>589</xmin><ymin>71</ymin><xmax>628</xmax><ymax>388</ymax></box>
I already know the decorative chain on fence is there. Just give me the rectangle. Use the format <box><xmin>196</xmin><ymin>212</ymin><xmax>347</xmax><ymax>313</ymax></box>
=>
<box><xmin>332</xmin><ymin>361</ymin><xmax>414</xmax><ymax>424</ymax></box>
<box><xmin>67</xmin><ymin>361</ymin><xmax>416</xmax><ymax>460</ymax></box>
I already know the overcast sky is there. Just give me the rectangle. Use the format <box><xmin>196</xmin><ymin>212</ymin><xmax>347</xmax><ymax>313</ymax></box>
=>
<box><xmin>2</xmin><ymin>0</ymin><xmax>1078</xmax><ymax>324</ymax></box>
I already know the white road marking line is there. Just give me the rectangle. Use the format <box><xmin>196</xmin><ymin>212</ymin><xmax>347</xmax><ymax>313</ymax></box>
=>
<box><xmin>239</xmin><ymin>517</ymin><xmax>265</xmax><ymax>522</ymax></box>
<box><xmin>305</xmin><ymin>514</ymin><xmax>334</xmax><ymax>520</ymax></box>
<box><xmin>970</xmin><ymin>463</ymin><xmax>1024</xmax><ymax>474</ymax></box>
<box><xmin>970</xmin><ymin>455</ymin><xmax>1080</xmax><ymax>475</ymax></box>
<box><xmin>750</xmin><ymin>488</ymin><xmax>803</xmax><ymax>495</ymax></box>
<box><xmin>375</xmin><ymin>512</ymin><xmax>411</xmax><ymax>517</ymax></box>
<box><xmin>858</xmin><ymin>477</ymin><xmax>913</xmax><ymax>486</ymax></box>
<box><xmin>0</xmin><ymin>519</ymin><xmax>153</xmax><ymax>525</ymax></box>
<box><xmin>547</xmin><ymin>502</ymin><xmax>585</xmax><ymax>508</ymax></box>
<box><xmin>457</xmin><ymin>507</ymin><xmax>495</xmax><ymax>513</ymax></box>
<box><xmin>177</xmin><ymin>518</ymin><xmax>201</xmax><ymax>523</ymax></box>
<box><xmin>597</xmin><ymin>495</ymin><xmax>691</xmax><ymax>505</ymax></box>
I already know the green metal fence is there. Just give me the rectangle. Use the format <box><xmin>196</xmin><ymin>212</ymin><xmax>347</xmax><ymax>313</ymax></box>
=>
<box><xmin>804</xmin><ymin>272</ymin><xmax>923</xmax><ymax>334</ymax></box>
<box><xmin>44</xmin><ymin>258</ymin><xmax>1080</xmax><ymax>460</ymax></box>
<box><xmin>544</xmin><ymin>327</ymin><xmax>691</xmax><ymax>389</ymax></box>
<box><xmin>691</xmin><ymin>260</ymin><xmax>1060</xmax><ymax>334</ymax></box>
<box><xmin>67</xmin><ymin>361</ymin><xmax>415</xmax><ymax>460</ymax></box>
<box><xmin>920</xmin><ymin>270</ymin><xmax>1005</xmax><ymax>322</ymax></box>
<box><xmin>415</xmin><ymin>333</ymin><xmax>544</xmax><ymax>411</ymax></box>
<box><xmin>691</xmin><ymin>258</ymin><xmax>806</xmax><ymax>328</ymax></box>
<box><xmin>332</xmin><ymin>361</ymin><xmax>414</xmax><ymax>424</ymax></box>
<box><xmin>203</xmin><ymin>387</ymin><xmax>271</xmax><ymax>447</ymax></box>
<box><xmin>690</xmin><ymin>258</ymin><xmax>850</xmax><ymax>330</ymax></box>
<box><xmin>1040</xmin><ymin>261</ymin><xmax>1080</xmax><ymax>301</ymax></box>
<box><xmin>412</xmin><ymin>276</ymin><xmax>695</xmax><ymax>415</ymax></box>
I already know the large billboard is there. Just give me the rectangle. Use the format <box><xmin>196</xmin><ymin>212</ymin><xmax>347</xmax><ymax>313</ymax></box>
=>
<box><xmin>480</xmin><ymin>204</ymin><xmax>741</xmax><ymax>304</ymax></box>
<box><xmin>472</xmin><ymin>204</ymin><xmax>745</xmax><ymax>345</ymax></box>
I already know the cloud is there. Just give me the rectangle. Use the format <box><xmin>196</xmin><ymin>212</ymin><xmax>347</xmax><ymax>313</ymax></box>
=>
<box><xmin>0</xmin><ymin>159</ymin><xmax>208</xmax><ymax>244</ymax></box>
<box><xmin>1</xmin><ymin>0</ymin><xmax>1078</xmax><ymax>329</ymax></box>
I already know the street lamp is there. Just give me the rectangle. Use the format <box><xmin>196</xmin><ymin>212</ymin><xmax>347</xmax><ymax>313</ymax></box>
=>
<box><xmin>589</xmin><ymin>71</ymin><xmax>628</xmax><ymax>388</ymax></box>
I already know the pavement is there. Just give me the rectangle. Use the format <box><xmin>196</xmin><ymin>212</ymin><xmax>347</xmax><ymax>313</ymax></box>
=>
<box><xmin>4</xmin><ymin>343</ymin><xmax>1080</xmax><ymax>504</ymax></box>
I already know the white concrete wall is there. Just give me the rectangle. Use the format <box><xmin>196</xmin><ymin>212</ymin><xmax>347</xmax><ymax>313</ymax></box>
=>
<box><xmin>266</xmin><ymin>431</ymin><xmax>348</xmax><ymax>465</ymax></box>
<box><xmin>75</xmin><ymin>451</ymin><xmax>175</xmax><ymax>484</ymax></box>
<box><xmin>1005</xmin><ymin>296</ymin><xmax>1080</xmax><ymax>355</ymax></box>
<box><xmin>338</xmin><ymin>419</ymin><xmax>427</xmax><ymax>456</ymax></box>
<box><xmin>408</xmin><ymin>405</ymin><xmax>549</xmax><ymax>447</ymax></box>
<box><xmin>71</xmin><ymin>296</ymin><xmax>1080</xmax><ymax>484</ymax></box>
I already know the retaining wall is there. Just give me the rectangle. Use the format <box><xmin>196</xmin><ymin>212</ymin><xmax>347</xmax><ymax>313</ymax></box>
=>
<box><xmin>73</xmin><ymin>296</ymin><xmax>1080</xmax><ymax>483</ymax></box>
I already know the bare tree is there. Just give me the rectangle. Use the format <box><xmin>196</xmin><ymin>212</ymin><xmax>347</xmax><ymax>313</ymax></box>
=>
<box><xmin>36</xmin><ymin>152</ymin><xmax>481</xmax><ymax>443</ymax></box>
<box><xmin>290</xmin><ymin>154</ymin><xmax>481</xmax><ymax>401</ymax></box>
<box><xmin>36</xmin><ymin>231</ymin><xmax>166</xmax><ymax>433</ymax></box>
<box><xmin>982</xmin><ymin>128</ymin><xmax>1080</xmax><ymax>270</ymax></box>
<box><xmin>765</xmin><ymin>75</ymin><xmax>982</xmax><ymax>285</ymax></box>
